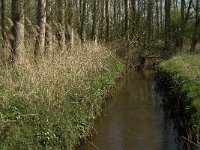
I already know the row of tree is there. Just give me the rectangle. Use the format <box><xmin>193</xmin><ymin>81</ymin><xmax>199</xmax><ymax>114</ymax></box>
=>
<box><xmin>0</xmin><ymin>0</ymin><xmax>200</xmax><ymax>63</ymax></box>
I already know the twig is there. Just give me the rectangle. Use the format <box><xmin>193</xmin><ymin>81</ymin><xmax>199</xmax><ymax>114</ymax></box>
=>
<box><xmin>85</xmin><ymin>138</ymin><xmax>100</xmax><ymax>150</ymax></box>
<box><xmin>180</xmin><ymin>136</ymin><xmax>199</xmax><ymax>147</ymax></box>
<box><xmin>21</xmin><ymin>114</ymin><xmax>39</xmax><ymax>117</ymax></box>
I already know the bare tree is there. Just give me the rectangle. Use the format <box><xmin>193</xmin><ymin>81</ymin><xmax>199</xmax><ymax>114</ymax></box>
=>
<box><xmin>1</xmin><ymin>0</ymin><xmax>7</xmax><ymax>44</ymax></box>
<box><xmin>155</xmin><ymin>0</ymin><xmax>160</xmax><ymax>39</ymax></box>
<box><xmin>160</xmin><ymin>0</ymin><xmax>163</xmax><ymax>31</ymax></box>
<box><xmin>68</xmin><ymin>0</ymin><xmax>74</xmax><ymax>47</ymax></box>
<box><xmin>58</xmin><ymin>0</ymin><xmax>65</xmax><ymax>51</ymax></box>
<box><xmin>105</xmin><ymin>0</ymin><xmax>110</xmax><ymax>41</ymax></box>
<box><xmin>80</xmin><ymin>0</ymin><xmax>86</xmax><ymax>43</ymax></box>
<box><xmin>179</xmin><ymin>0</ymin><xmax>186</xmax><ymax>49</ymax></box>
<box><xmin>92</xmin><ymin>0</ymin><xmax>99</xmax><ymax>44</ymax></box>
<box><xmin>147</xmin><ymin>0</ymin><xmax>154</xmax><ymax>50</ymax></box>
<box><xmin>11</xmin><ymin>0</ymin><xmax>25</xmax><ymax>63</ymax></box>
<box><xmin>45</xmin><ymin>0</ymin><xmax>53</xmax><ymax>53</ymax></box>
<box><xmin>35</xmin><ymin>0</ymin><xmax>46</xmax><ymax>57</ymax></box>
<box><xmin>165</xmin><ymin>0</ymin><xmax>171</xmax><ymax>52</ymax></box>
<box><xmin>99</xmin><ymin>0</ymin><xmax>105</xmax><ymax>41</ymax></box>
<box><xmin>175</xmin><ymin>0</ymin><xmax>192</xmax><ymax>50</ymax></box>
<box><xmin>124</xmin><ymin>0</ymin><xmax>129</xmax><ymax>38</ymax></box>
<box><xmin>1</xmin><ymin>0</ymin><xmax>7</xmax><ymax>62</ymax></box>
<box><xmin>131</xmin><ymin>0</ymin><xmax>136</xmax><ymax>34</ymax></box>
<box><xmin>190</xmin><ymin>0</ymin><xmax>200</xmax><ymax>53</ymax></box>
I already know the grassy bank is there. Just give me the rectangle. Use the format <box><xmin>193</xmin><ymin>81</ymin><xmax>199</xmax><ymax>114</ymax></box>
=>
<box><xmin>0</xmin><ymin>44</ymin><xmax>124</xmax><ymax>149</ymax></box>
<box><xmin>157</xmin><ymin>55</ymin><xmax>200</xmax><ymax>148</ymax></box>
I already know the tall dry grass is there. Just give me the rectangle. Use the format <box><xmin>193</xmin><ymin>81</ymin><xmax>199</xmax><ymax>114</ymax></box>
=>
<box><xmin>0</xmin><ymin>43</ymin><xmax>113</xmax><ymax>106</ymax></box>
<box><xmin>0</xmin><ymin>17</ymin><xmax>123</xmax><ymax>149</ymax></box>
<box><xmin>0</xmin><ymin>40</ymin><xmax>122</xmax><ymax>149</ymax></box>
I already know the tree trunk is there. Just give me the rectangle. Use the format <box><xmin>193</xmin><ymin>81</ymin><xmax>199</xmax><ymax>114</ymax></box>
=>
<box><xmin>24</xmin><ymin>0</ymin><xmax>32</xmax><ymax>19</ymax></box>
<box><xmin>80</xmin><ymin>0</ymin><xmax>86</xmax><ymax>44</ymax></box>
<box><xmin>178</xmin><ymin>0</ymin><xmax>185</xmax><ymax>49</ymax></box>
<box><xmin>165</xmin><ymin>0</ymin><xmax>171</xmax><ymax>53</ymax></box>
<box><xmin>176</xmin><ymin>0</ymin><xmax>192</xmax><ymax>50</ymax></box>
<box><xmin>99</xmin><ymin>0</ymin><xmax>105</xmax><ymax>41</ymax></box>
<box><xmin>113</xmin><ymin>0</ymin><xmax>117</xmax><ymax>29</ymax></box>
<box><xmin>92</xmin><ymin>0</ymin><xmax>98</xmax><ymax>43</ymax></box>
<box><xmin>46</xmin><ymin>0</ymin><xmax>52</xmax><ymax>23</ymax></box>
<box><xmin>155</xmin><ymin>0</ymin><xmax>160</xmax><ymax>39</ymax></box>
<box><xmin>131</xmin><ymin>0</ymin><xmax>136</xmax><ymax>34</ymax></box>
<box><xmin>131</xmin><ymin>0</ymin><xmax>136</xmax><ymax>16</ymax></box>
<box><xmin>35</xmin><ymin>0</ymin><xmax>46</xmax><ymax>57</ymax></box>
<box><xmin>1</xmin><ymin>0</ymin><xmax>7</xmax><ymax>61</ymax></box>
<box><xmin>58</xmin><ymin>0</ymin><xmax>65</xmax><ymax>51</ymax></box>
<box><xmin>45</xmin><ymin>0</ymin><xmax>52</xmax><ymax>54</ymax></box>
<box><xmin>105</xmin><ymin>0</ymin><xmax>110</xmax><ymax>41</ymax></box>
<box><xmin>11</xmin><ymin>0</ymin><xmax>25</xmax><ymax>64</ymax></box>
<box><xmin>1</xmin><ymin>0</ymin><xmax>7</xmax><ymax>44</ymax></box>
<box><xmin>147</xmin><ymin>0</ymin><xmax>154</xmax><ymax>50</ymax></box>
<box><xmin>69</xmin><ymin>0</ymin><xmax>74</xmax><ymax>47</ymax></box>
<box><xmin>190</xmin><ymin>0</ymin><xmax>200</xmax><ymax>53</ymax></box>
<box><xmin>160</xmin><ymin>0</ymin><xmax>163</xmax><ymax>32</ymax></box>
<box><xmin>124</xmin><ymin>0</ymin><xmax>129</xmax><ymax>38</ymax></box>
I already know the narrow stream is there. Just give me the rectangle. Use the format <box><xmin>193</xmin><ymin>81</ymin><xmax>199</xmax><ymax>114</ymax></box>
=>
<box><xmin>80</xmin><ymin>71</ymin><xmax>178</xmax><ymax>150</ymax></box>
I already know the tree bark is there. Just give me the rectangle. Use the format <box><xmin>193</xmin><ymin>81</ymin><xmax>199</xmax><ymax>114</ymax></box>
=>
<box><xmin>45</xmin><ymin>0</ymin><xmax>52</xmax><ymax>54</ymax></box>
<box><xmin>11</xmin><ymin>0</ymin><xmax>25</xmax><ymax>64</ymax></box>
<box><xmin>178</xmin><ymin>0</ymin><xmax>185</xmax><ymax>49</ymax></box>
<box><xmin>165</xmin><ymin>0</ymin><xmax>171</xmax><ymax>52</ymax></box>
<box><xmin>58</xmin><ymin>0</ymin><xmax>65</xmax><ymax>51</ymax></box>
<box><xmin>190</xmin><ymin>0</ymin><xmax>200</xmax><ymax>53</ymax></box>
<box><xmin>147</xmin><ymin>0</ymin><xmax>154</xmax><ymax>50</ymax></box>
<box><xmin>35</xmin><ymin>0</ymin><xmax>46</xmax><ymax>57</ymax></box>
<box><xmin>131</xmin><ymin>0</ymin><xmax>136</xmax><ymax>15</ymax></box>
<box><xmin>99</xmin><ymin>0</ymin><xmax>105</xmax><ymax>41</ymax></box>
<box><xmin>1</xmin><ymin>0</ymin><xmax>7</xmax><ymax>61</ymax></box>
<box><xmin>105</xmin><ymin>0</ymin><xmax>110</xmax><ymax>41</ymax></box>
<box><xmin>131</xmin><ymin>0</ymin><xmax>136</xmax><ymax>34</ymax></box>
<box><xmin>69</xmin><ymin>0</ymin><xmax>74</xmax><ymax>47</ymax></box>
<box><xmin>113</xmin><ymin>0</ymin><xmax>117</xmax><ymax>28</ymax></box>
<box><xmin>124</xmin><ymin>0</ymin><xmax>129</xmax><ymax>38</ymax></box>
<box><xmin>92</xmin><ymin>0</ymin><xmax>99</xmax><ymax>44</ymax></box>
<box><xmin>156</xmin><ymin>0</ymin><xmax>160</xmax><ymax>39</ymax></box>
<box><xmin>1</xmin><ymin>0</ymin><xmax>7</xmax><ymax>43</ymax></box>
<box><xmin>80</xmin><ymin>0</ymin><xmax>86</xmax><ymax>44</ymax></box>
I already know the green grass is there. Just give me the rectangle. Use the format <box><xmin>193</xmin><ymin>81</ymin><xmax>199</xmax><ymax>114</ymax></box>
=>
<box><xmin>0</xmin><ymin>44</ymin><xmax>124</xmax><ymax>150</ymax></box>
<box><xmin>159</xmin><ymin>55</ymin><xmax>200</xmax><ymax>120</ymax></box>
<box><xmin>158</xmin><ymin>55</ymin><xmax>200</xmax><ymax>141</ymax></box>
<box><xmin>65</xmin><ymin>60</ymin><xmax>124</xmax><ymax>149</ymax></box>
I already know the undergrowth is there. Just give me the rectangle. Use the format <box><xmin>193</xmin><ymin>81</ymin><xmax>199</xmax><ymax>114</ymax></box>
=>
<box><xmin>158</xmin><ymin>54</ymin><xmax>200</xmax><ymax>149</ymax></box>
<box><xmin>0</xmin><ymin>44</ymin><xmax>124</xmax><ymax>149</ymax></box>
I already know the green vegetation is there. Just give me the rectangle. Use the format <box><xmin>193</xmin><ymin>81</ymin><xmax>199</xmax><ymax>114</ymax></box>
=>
<box><xmin>1</xmin><ymin>0</ymin><xmax>200</xmax><ymax>149</ymax></box>
<box><xmin>158</xmin><ymin>55</ymin><xmax>200</xmax><ymax>148</ymax></box>
<box><xmin>0</xmin><ymin>45</ymin><xmax>124</xmax><ymax>149</ymax></box>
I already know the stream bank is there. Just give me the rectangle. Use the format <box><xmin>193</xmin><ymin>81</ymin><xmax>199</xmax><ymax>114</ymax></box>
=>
<box><xmin>0</xmin><ymin>57</ymin><xmax>124</xmax><ymax>149</ymax></box>
<box><xmin>78</xmin><ymin>71</ymin><xmax>178</xmax><ymax>150</ymax></box>
<box><xmin>156</xmin><ymin>55</ymin><xmax>200</xmax><ymax>150</ymax></box>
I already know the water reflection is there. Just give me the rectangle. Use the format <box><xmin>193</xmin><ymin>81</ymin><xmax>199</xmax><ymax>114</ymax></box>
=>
<box><xmin>80</xmin><ymin>71</ymin><xmax>177</xmax><ymax>150</ymax></box>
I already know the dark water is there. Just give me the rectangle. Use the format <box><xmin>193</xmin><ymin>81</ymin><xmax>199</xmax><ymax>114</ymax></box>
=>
<box><xmin>80</xmin><ymin>71</ymin><xmax>178</xmax><ymax>150</ymax></box>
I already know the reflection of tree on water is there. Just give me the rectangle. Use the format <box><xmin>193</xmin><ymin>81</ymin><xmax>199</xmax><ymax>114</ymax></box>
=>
<box><xmin>155</xmin><ymin>74</ymin><xmax>196</xmax><ymax>150</ymax></box>
<box><xmin>82</xmin><ymin>71</ymin><xmax>178</xmax><ymax>150</ymax></box>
